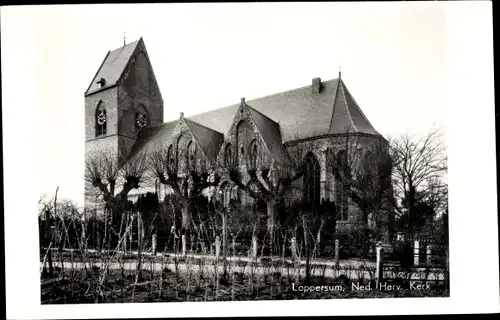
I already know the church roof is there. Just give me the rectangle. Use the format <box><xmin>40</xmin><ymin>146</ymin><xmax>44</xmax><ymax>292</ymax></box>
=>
<box><xmin>85</xmin><ymin>39</ymin><xmax>141</xmax><ymax>96</ymax></box>
<box><xmin>328</xmin><ymin>77</ymin><xmax>379</xmax><ymax>135</ymax></box>
<box><xmin>127</xmin><ymin>76</ymin><xmax>380</xmax><ymax>167</ymax></box>
<box><xmin>184</xmin><ymin>118</ymin><xmax>224</xmax><ymax>164</ymax></box>
<box><xmin>187</xmin><ymin>76</ymin><xmax>380</xmax><ymax>142</ymax></box>
<box><xmin>246</xmin><ymin>105</ymin><xmax>290</xmax><ymax>165</ymax></box>
<box><xmin>128</xmin><ymin>120</ymin><xmax>177</xmax><ymax>159</ymax></box>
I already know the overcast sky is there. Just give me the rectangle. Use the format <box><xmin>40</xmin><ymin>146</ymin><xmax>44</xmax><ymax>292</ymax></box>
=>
<box><xmin>1</xmin><ymin>2</ymin><xmax>491</xmax><ymax>207</ymax></box>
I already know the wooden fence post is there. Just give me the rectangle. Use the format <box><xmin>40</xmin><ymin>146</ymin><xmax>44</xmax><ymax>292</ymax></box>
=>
<box><xmin>291</xmin><ymin>237</ymin><xmax>298</xmax><ymax>262</ymax></box>
<box><xmin>252</xmin><ymin>236</ymin><xmax>257</xmax><ymax>261</ymax></box>
<box><xmin>215</xmin><ymin>236</ymin><xmax>221</xmax><ymax>260</ymax></box>
<box><xmin>222</xmin><ymin>209</ymin><xmax>228</xmax><ymax>261</ymax></box>
<box><xmin>137</xmin><ymin>213</ymin><xmax>142</xmax><ymax>251</ymax></box>
<box><xmin>444</xmin><ymin>247</ymin><xmax>450</xmax><ymax>290</ymax></box>
<box><xmin>426</xmin><ymin>244</ymin><xmax>432</xmax><ymax>266</ymax></box>
<box><xmin>334</xmin><ymin>239</ymin><xmax>340</xmax><ymax>266</ymax></box>
<box><xmin>182</xmin><ymin>235</ymin><xmax>186</xmax><ymax>257</ymax></box>
<box><xmin>152</xmin><ymin>234</ymin><xmax>157</xmax><ymax>256</ymax></box>
<box><xmin>375</xmin><ymin>243</ymin><xmax>384</xmax><ymax>288</ymax></box>
<box><xmin>414</xmin><ymin>240</ymin><xmax>420</xmax><ymax>266</ymax></box>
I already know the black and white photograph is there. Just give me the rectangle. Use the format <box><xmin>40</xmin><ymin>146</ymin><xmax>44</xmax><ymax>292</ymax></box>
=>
<box><xmin>2</xmin><ymin>1</ymin><xmax>499</xmax><ymax>318</ymax></box>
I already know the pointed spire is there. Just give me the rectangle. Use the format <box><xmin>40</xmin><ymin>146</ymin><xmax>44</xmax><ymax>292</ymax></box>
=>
<box><xmin>338</xmin><ymin>65</ymin><xmax>342</xmax><ymax>79</ymax></box>
<box><xmin>123</xmin><ymin>32</ymin><xmax>126</xmax><ymax>46</ymax></box>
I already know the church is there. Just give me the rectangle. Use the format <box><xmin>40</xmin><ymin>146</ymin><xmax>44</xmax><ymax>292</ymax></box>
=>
<box><xmin>84</xmin><ymin>38</ymin><xmax>392</xmax><ymax>237</ymax></box>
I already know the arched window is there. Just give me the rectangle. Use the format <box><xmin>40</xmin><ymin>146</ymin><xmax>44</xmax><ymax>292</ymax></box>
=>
<box><xmin>95</xmin><ymin>101</ymin><xmax>106</xmax><ymax>137</ymax></box>
<box><xmin>249</xmin><ymin>139</ymin><xmax>258</xmax><ymax>169</ymax></box>
<box><xmin>236</xmin><ymin>120</ymin><xmax>252</xmax><ymax>166</ymax></box>
<box><xmin>176</xmin><ymin>134</ymin><xmax>184</xmax><ymax>173</ymax></box>
<box><xmin>135</xmin><ymin>105</ymin><xmax>149</xmax><ymax>131</ymax></box>
<box><xmin>335</xmin><ymin>150</ymin><xmax>349</xmax><ymax>221</ymax></box>
<box><xmin>303</xmin><ymin>152</ymin><xmax>321</xmax><ymax>212</ymax></box>
<box><xmin>186</xmin><ymin>140</ymin><xmax>193</xmax><ymax>171</ymax></box>
<box><xmin>361</xmin><ymin>150</ymin><xmax>373</xmax><ymax>176</ymax></box>
<box><xmin>167</xmin><ymin>145</ymin><xmax>174</xmax><ymax>172</ymax></box>
<box><xmin>189</xmin><ymin>143</ymin><xmax>196</xmax><ymax>171</ymax></box>
<box><xmin>224</xmin><ymin>143</ymin><xmax>233</xmax><ymax>167</ymax></box>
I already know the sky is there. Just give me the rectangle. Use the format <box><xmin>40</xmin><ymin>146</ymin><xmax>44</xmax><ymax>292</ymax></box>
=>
<box><xmin>0</xmin><ymin>2</ymin><xmax>476</xmax><ymax>207</ymax></box>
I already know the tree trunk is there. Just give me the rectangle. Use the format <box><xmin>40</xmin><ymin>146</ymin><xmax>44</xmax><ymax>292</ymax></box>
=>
<box><xmin>181</xmin><ymin>202</ymin><xmax>191</xmax><ymax>235</ymax></box>
<box><xmin>267</xmin><ymin>201</ymin><xmax>277</xmax><ymax>256</ymax></box>
<box><xmin>302</xmin><ymin>214</ymin><xmax>311</xmax><ymax>283</ymax></box>
<box><xmin>45</xmin><ymin>210</ymin><xmax>53</xmax><ymax>276</ymax></box>
<box><xmin>266</xmin><ymin>201</ymin><xmax>276</xmax><ymax>233</ymax></box>
<box><xmin>222</xmin><ymin>207</ymin><xmax>228</xmax><ymax>278</ymax></box>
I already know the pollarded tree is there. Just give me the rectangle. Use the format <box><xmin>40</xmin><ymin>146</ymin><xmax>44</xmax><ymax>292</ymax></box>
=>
<box><xmin>147</xmin><ymin>142</ymin><xmax>221</xmax><ymax>237</ymax></box>
<box><xmin>85</xmin><ymin>147</ymin><xmax>148</xmax><ymax>222</ymax></box>
<box><xmin>222</xmin><ymin>139</ymin><xmax>307</xmax><ymax>235</ymax></box>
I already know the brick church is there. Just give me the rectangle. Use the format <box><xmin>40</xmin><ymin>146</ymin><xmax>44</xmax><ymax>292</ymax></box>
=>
<box><xmin>84</xmin><ymin>38</ymin><xmax>392</xmax><ymax>237</ymax></box>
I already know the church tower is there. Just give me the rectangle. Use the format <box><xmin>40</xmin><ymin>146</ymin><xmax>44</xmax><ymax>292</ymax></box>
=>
<box><xmin>84</xmin><ymin>38</ymin><xmax>163</xmax><ymax>211</ymax></box>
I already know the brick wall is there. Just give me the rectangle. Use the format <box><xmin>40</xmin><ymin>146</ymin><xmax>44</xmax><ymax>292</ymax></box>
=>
<box><xmin>85</xmin><ymin>88</ymin><xmax>118</xmax><ymax>141</ymax></box>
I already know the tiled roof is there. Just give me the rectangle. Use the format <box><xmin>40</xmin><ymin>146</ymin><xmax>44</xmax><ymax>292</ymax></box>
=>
<box><xmin>184</xmin><ymin>118</ymin><xmax>224</xmax><ymax>164</ymax></box>
<box><xmin>85</xmin><ymin>39</ymin><xmax>141</xmax><ymax>96</ymax></box>
<box><xmin>128</xmin><ymin>120</ymin><xmax>177</xmax><ymax>159</ymax></box>
<box><xmin>187</xmin><ymin>77</ymin><xmax>379</xmax><ymax>142</ymax></box>
<box><xmin>328</xmin><ymin>78</ymin><xmax>379</xmax><ymax>135</ymax></box>
<box><xmin>246</xmin><ymin>105</ymin><xmax>290</xmax><ymax>165</ymax></box>
<box><xmin>127</xmin><ymin>77</ymin><xmax>380</xmax><ymax>166</ymax></box>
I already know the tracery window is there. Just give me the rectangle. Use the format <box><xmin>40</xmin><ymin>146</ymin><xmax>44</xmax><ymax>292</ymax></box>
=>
<box><xmin>224</xmin><ymin>143</ymin><xmax>233</xmax><ymax>167</ymax></box>
<box><xmin>249</xmin><ymin>139</ymin><xmax>258</xmax><ymax>169</ymax></box>
<box><xmin>303</xmin><ymin>152</ymin><xmax>321</xmax><ymax>212</ymax></box>
<box><xmin>167</xmin><ymin>145</ymin><xmax>174</xmax><ymax>172</ymax></box>
<box><xmin>95</xmin><ymin>102</ymin><xmax>106</xmax><ymax>137</ymax></box>
<box><xmin>336</xmin><ymin>150</ymin><xmax>349</xmax><ymax>221</ymax></box>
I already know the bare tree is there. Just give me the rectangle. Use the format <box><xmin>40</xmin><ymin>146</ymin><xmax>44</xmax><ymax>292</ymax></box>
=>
<box><xmin>85</xmin><ymin>147</ymin><xmax>148</xmax><ymax>215</ymax></box>
<box><xmin>222</xmin><ymin>141</ymin><xmax>306</xmax><ymax>235</ymax></box>
<box><xmin>326</xmin><ymin>131</ymin><xmax>394</xmax><ymax>240</ymax></box>
<box><xmin>389</xmin><ymin>126</ymin><xmax>448</xmax><ymax>238</ymax></box>
<box><xmin>147</xmin><ymin>143</ymin><xmax>221</xmax><ymax>237</ymax></box>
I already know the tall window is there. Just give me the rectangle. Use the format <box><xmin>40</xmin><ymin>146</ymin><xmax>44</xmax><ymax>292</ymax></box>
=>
<box><xmin>224</xmin><ymin>143</ymin><xmax>233</xmax><ymax>167</ymax></box>
<box><xmin>186</xmin><ymin>141</ymin><xmax>193</xmax><ymax>171</ymax></box>
<box><xmin>336</xmin><ymin>150</ymin><xmax>349</xmax><ymax>221</ymax></box>
<box><xmin>176</xmin><ymin>134</ymin><xmax>182</xmax><ymax>173</ymax></box>
<box><xmin>167</xmin><ymin>145</ymin><xmax>174</xmax><ymax>172</ymax></box>
<box><xmin>249</xmin><ymin>139</ymin><xmax>258</xmax><ymax>169</ymax></box>
<box><xmin>95</xmin><ymin>102</ymin><xmax>106</xmax><ymax>137</ymax></box>
<box><xmin>236</xmin><ymin>120</ymin><xmax>252</xmax><ymax>166</ymax></box>
<box><xmin>303</xmin><ymin>152</ymin><xmax>321</xmax><ymax>212</ymax></box>
<box><xmin>361</xmin><ymin>151</ymin><xmax>373</xmax><ymax>176</ymax></box>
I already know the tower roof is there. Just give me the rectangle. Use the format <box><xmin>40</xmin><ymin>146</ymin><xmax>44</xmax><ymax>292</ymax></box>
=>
<box><xmin>85</xmin><ymin>39</ymin><xmax>142</xmax><ymax>96</ymax></box>
<box><xmin>328</xmin><ymin>78</ymin><xmax>379</xmax><ymax>135</ymax></box>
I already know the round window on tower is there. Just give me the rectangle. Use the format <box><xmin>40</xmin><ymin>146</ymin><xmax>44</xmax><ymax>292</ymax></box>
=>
<box><xmin>136</xmin><ymin>112</ymin><xmax>148</xmax><ymax>130</ymax></box>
